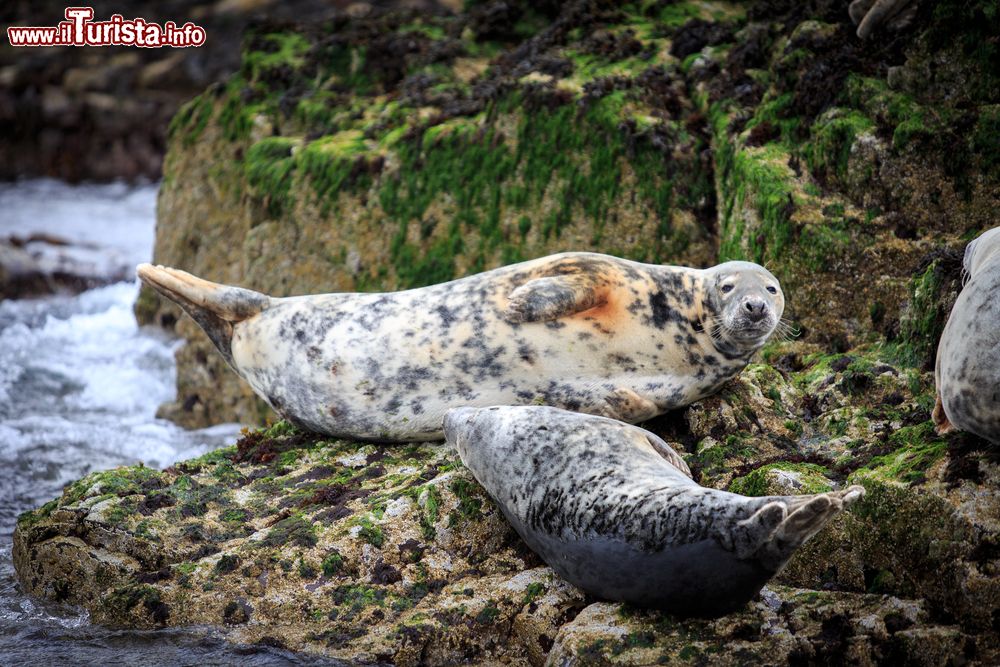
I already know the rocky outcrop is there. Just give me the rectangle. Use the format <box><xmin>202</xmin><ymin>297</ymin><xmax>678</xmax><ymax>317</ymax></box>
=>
<box><xmin>14</xmin><ymin>412</ymin><xmax>999</xmax><ymax>665</ymax></box>
<box><xmin>0</xmin><ymin>234</ymin><xmax>130</xmax><ymax>298</ymax></box>
<box><xmin>138</xmin><ymin>0</ymin><xmax>1000</xmax><ymax>428</ymax></box>
<box><xmin>13</xmin><ymin>0</ymin><xmax>1000</xmax><ymax>663</ymax></box>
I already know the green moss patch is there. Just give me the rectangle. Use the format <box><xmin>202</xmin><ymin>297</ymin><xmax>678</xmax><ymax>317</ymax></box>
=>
<box><xmin>857</xmin><ymin>422</ymin><xmax>947</xmax><ymax>485</ymax></box>
<box><xmin>804</xmin><ymin>109</ymin><xmax>875</xmax><ymax>183</ymax></box>
<box><xmin>244</xmin><ymin>137</ymin><xmax>298</xmax><ymax>217</ymax></box>
<box><xmin>262</xmin><ymin>514</ymin><xmax>317</xmax><ymax>548</ymax></box>
<box><xmin>728</xmin><ymin>463</ymin><xmax>833</xmax><ymax>497</ymax></box>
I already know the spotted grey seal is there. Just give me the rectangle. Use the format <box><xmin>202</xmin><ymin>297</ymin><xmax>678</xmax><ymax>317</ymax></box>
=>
<box><xmin>137</xmin><ymin>252</ymin><xmax>783</xmax><ymax>441</ymax></box>
<box><xmin>444</xmin><ymin>405</ymin><xmax>864</xmax><ymax>616</ymax></box>
<box><xmin>933</xmin><ymin>228</ymin><xmax>1000</xmax><ymax>444</ymax></box>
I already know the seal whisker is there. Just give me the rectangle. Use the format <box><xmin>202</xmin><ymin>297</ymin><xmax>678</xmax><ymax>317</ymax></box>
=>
<box><xmin>702</xmin><ymin>315</ymin><xmax>726</xmax><ymax>341</ymax></box>
<box><xmin>772</xmin><ymin>318</ymin><xmax>800</xmax><ymax>342</ymax></box>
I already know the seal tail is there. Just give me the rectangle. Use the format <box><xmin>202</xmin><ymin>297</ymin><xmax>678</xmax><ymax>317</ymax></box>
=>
<box><xmin>136</xmin><ymin>263</ymin><xmax>271</xmax><ymax>367</ymax></box>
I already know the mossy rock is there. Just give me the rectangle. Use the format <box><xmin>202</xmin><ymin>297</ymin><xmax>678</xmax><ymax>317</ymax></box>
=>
<box><xmin>12</xmin><ymin>422</ymin><xmax>575</xmax><ymax>663</ymax></box>
<box><xmin>547</xmin><ymin>587</ymin><xmax>984</xmax><ymax>666</ymax></box>
<box><xmin>148</xmin><ymin>0</ymin><xmax>999</xmax><ymax>426</ymax></box>
<box><xmin>15</xmin><ymin>418</ymin><xmax>1000</xmax><ymax>664</ymax></box>
<box><xmin>727</xmin><ymin>462</ymin><xmax>833</xmax><ymax>496</ymax></box>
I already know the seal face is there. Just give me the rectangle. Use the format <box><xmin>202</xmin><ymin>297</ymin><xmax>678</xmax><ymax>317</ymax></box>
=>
<box><xmin>934</xmin><ymin>227</ymin><xmax>1000</xmax><ymax>444</ymax></box>
<box><xmin>137</xmin><ymin>252</ymin><xmax>784</xmax><ymax>441</ymax></box>
<box><xmin>444</xmin><ymin>405</ymin><xmax>864</xmax><ymax>616</ymax></box>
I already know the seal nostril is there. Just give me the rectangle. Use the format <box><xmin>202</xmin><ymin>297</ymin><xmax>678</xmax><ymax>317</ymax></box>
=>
<box><xmin>744</xmin><ymin>299</ymin><xmax>767</xmax><ymax>320</ymax></box>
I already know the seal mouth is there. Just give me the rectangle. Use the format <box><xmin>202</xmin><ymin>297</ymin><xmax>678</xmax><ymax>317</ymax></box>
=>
<box><xmin>722</xmin><ymin>313</ymin><xmax>777</xmax><ymax>345</ymax></box>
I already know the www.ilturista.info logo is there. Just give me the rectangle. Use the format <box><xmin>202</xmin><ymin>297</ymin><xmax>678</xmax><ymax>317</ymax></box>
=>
<box><xmin>7</xmin><ymin>7</ymin><xmax>206</xmax><ymax>48</ymax></box>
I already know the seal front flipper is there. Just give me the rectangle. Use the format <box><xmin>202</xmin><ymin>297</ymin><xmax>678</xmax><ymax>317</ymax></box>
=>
<box><xmin>503</xmin><ymin>274</ymin><xmax>604</xmax><ymax>323</ymax></box>
<box><xmin>598</xmin><ymin>387</ymin><xmax>660</xmax><ymax>424</ymax></box>
<box><xmin>750</xmin><ymin>485</ymin><xmax>865</xmax><ymax>570</ymax></box>
<box><xmin>628</xmin><ymin>426</ymin><xmax>692</xmax><ymax>478</ymax></box>
<box><xmin>136</xmin><ymin>263</ymin><xmax>271</xmax><ymax>368</ymax></box>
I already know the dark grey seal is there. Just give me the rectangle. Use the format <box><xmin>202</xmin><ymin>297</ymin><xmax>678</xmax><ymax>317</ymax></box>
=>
<box><xmin>444</xmin><ymin>405</ymin><xmax>864</xmax><ymax>617</ymax></box>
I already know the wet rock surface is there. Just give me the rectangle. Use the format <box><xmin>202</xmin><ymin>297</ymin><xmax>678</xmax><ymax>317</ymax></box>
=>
<box><xmin>13</xmin><ymin>0</ymin><xmax>1000</xmax><ymax>663</ymax></box>
<box><xmin>0</xmin><ymin>234</ymin><xmax>130</xmax><ymax>298</ymax></box>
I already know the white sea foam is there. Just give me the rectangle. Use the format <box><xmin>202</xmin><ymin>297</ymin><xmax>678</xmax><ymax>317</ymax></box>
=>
<box><xmin>0</xmin><ymin>181</ymin><xmax>242</xmax><ymax>513</ymax></box>
<box><xmin>0</xmin><ymin>178</ymin><xmax>158</xmax><ymax>270</ymax></box>
<box><xmin>0</xmin><ymin>180</ymin><xmax>250</xmax><ymax>659</ymax></box>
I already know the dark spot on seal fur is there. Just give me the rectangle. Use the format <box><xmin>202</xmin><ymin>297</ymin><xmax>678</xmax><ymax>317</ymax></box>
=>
<box><xmin>649</xmin><ymin>291</ymin><xmax>678</xmax><ymax>329</ymax></box>
<box><xmin>518</xmin><ymin>342</ymin><xmax>537</xmax><ymax>365</ymax></box>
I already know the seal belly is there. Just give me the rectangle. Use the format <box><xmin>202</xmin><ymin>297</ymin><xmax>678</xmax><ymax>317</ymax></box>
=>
<box><xmin>507</xmin><ymin>514</ymin><xmax>773</xmax><ymax>617</ymax></box>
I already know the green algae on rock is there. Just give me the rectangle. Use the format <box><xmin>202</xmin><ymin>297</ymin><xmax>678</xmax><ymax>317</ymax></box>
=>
<box><xmin>14</xmin><ymin>423</ymin><xmax>574</xmax><ymax>663</ymax></box>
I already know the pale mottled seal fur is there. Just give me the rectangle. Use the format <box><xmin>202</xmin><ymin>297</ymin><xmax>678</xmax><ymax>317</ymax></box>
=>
<box><xmin>137</xmin><ymin>252</ymin><xmax>783</xmax><ymax>441</ymax></box>
<box><xmin>444</xmin><ymin>405</ymin><xmax>864</xmax><ymax>616</ymax></box>
<box><xmin>934</xmin><ymin>227</ymin><xmax>1000</xmax><ymax>444</ymax></box>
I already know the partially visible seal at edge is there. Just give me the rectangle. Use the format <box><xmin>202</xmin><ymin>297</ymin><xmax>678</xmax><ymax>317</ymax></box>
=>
<box><xmin>934</xmin><ymin>227</ymin><xmax>1000</xmax><ymax>445</ymax></box>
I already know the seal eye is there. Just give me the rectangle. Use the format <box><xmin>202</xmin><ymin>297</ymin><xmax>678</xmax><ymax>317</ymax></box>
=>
<box><xmin>720</xmin><ymin>285</ymin><xmax>734</xmax><ymax>294</ymax></box>
<box><xmin>766</xmin><ymin>286</ymin><xmax>777</xmax><ymax>294</ymax></box>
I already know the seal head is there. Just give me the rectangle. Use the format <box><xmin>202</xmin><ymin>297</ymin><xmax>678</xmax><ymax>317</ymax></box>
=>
<box><xmin>703</xmin><ymin>261</ymin><xmax>784</xmax><ymax>358</ymax></box>
<box><xmin>445</xmin><ymin>405</ymin><xmax>863</xmax><ymax>616</ymax></box>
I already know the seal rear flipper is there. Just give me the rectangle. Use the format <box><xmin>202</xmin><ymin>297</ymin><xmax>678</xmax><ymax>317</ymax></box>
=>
<box><xmin>503</xmin><ymin>275</ymin><xmax>605</xmax><ymax>323</ymax></box>
<box><xmin>136</xmin><ymin>263</ymin><xmax>271</xmax><ymax>367</ymax></box>
<box><xmin>752</xmin><ymin>485</ymin><xmax>865</xmax><ymax>570</ymax></box>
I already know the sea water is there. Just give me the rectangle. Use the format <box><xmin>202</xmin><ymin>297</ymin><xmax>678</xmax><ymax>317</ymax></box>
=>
<box><xmin>0</xmin><ymin>180</ymin><xmax>337</xmax><ymax>666</ymax></box>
